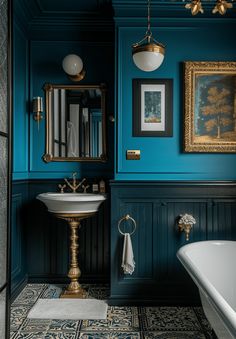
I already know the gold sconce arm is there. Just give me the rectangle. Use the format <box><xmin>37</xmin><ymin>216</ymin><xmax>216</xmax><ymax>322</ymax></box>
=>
<box><xmin>178</xmin><ymin>223</ymin><xmax>192</xmax><ymax>241</ymax></box>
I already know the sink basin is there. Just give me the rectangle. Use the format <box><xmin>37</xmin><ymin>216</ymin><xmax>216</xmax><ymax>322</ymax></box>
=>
<box><xmin>37</xmin><ymin>192</ymin><xmax>106</xmax><ymax>214</ymax></box>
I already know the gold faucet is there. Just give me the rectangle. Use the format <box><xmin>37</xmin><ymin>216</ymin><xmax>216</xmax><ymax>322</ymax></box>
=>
<box><xmin>64</xmin><ymin>172</ymin><xmax>86</xmax><ymax>193</ymax></box>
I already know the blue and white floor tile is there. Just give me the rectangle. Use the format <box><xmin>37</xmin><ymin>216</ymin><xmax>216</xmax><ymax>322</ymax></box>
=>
<box><xmin>142</xmin><ymin>332</ymin><xmax>208</xmax><ymax>339</ymax></box>
<box><xmin>140</xmin><ymin>307</ymin><xmax>201</xmax><ymax>331</ymax></box>
<box><xmin>10</xmin><ymin>284</ymin><xmax>214</xmax><ymax>339</ymax></box>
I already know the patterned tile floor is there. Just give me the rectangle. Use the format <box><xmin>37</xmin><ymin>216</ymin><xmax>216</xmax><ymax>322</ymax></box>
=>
<box><xmin>10</xmin><ymin>284</ymin><xmax>215</xmax><ymax>339</ymax></box>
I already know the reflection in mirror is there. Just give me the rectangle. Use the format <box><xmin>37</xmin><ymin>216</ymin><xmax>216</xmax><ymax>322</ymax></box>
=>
<box><xmin>43</xmin><ymin>84</ymin><xmax>107</xmax><ymax>162</ymax></box>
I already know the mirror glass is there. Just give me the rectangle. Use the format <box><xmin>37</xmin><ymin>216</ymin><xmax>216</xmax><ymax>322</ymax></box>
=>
<box><xmin>43</xmin><ymin>84</ymin><xmax>107</xmax><ymax>162</ymax></box>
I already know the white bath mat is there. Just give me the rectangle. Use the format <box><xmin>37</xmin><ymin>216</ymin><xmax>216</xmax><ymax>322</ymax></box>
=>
<box><xmin>27</xmin><ymin>298</ymin><xmax>108</xmax><ymax>320</ymax></box>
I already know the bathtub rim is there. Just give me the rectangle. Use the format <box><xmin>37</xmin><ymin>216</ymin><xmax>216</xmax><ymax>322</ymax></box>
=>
<box><xmin>177</xmin><ymin>240</ymin><xmax>236</xmax><ymax>337</ymax></box>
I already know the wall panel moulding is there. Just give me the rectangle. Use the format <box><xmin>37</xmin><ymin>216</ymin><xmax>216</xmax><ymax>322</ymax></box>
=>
<box><xmin>111</xmin><ymin>0</ymin><xmax>236</xmax><ymax>18</ymax></box>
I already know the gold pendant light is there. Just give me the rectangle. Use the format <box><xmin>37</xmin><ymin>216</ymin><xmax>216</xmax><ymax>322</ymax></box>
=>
<box><xmin>132</xmin><ymin>0</ymin><xmax>165</xmax><ymax>72</ymax></box>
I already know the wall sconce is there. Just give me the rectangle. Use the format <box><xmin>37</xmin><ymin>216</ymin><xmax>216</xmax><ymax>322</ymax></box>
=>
<box><xmin>62</xmin><ymin>54</ymin><xmax>86</xmax><ymax>81</ymax></box>
<box><xmin>32</xmin><ymin>96</ymin><xmax>43</xmax><ymax>130</ymax></box>
<box><xmin>178</xmin><ymin>213</ymin><xmax>196</xmax><ymax>241</ymax></box>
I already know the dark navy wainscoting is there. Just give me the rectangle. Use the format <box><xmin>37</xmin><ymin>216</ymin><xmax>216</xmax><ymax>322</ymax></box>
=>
<box><xmin>11</xmin><ymin>182</ymin><xmax>28</xmax><ymax>299</ymax></box>
<box><xmin>11</xmin><ymin>180</ymin><xmax>110</xmax><ymax>297</ymax></box>
<box><xmin>110</xmin><ymin>181</ymin><xmax>236</xmax><ymax>305</ymax></box>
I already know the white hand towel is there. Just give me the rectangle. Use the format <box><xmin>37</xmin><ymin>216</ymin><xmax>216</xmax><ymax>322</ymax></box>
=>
<box><xmin>121</xmin><ymin>233</ymin><xmax>135</xmax><ymax>275</ymax></box>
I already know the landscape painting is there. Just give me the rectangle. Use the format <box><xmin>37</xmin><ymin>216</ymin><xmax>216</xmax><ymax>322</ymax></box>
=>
<box><xmin>184</xmin><ymin>61</ymin><xmax>236</xmax><ymax>152</ymax></box>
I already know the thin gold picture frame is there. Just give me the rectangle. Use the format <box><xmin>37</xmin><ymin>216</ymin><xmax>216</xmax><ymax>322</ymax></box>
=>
<box><xmin>184</xmin><ymin>61</ymin><xmax>236</xmax><ymax>153</ymax></box>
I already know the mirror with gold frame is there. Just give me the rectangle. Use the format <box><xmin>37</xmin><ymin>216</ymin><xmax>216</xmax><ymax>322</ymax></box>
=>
<box><xmin>43</xmin><ymin>83</ymin><xmax>107</xmax><ymax>162</ymax></box>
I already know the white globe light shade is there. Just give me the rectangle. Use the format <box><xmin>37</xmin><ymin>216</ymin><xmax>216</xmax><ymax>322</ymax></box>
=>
<box><xmin>133</xmin><ymin>50</ymin><xmax>164</xmax><ymax>72</ymax></box>
<box><xmin>62</xmin><ymin>54</ymin><xmax>83</xmax><ymax>76</ymax></box>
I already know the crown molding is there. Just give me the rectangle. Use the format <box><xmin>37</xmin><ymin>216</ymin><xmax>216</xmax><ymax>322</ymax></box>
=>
<box><xmin>14</xmin><ymin>0</ymin><xmax>236</xmax><ymax>37</ymax></box>
<box><xmin>112</xmin><ymin>0</ymin><xmax>236</xmax><ymax>19</ymax></box>
<box><xmin>36</xmin><ymin>0</ymin><xmax>113</xmax><ymax>15</ymax></box>
<box><xmin>27</xmin><ymin>16</ymin><xmax>114</xmax><ymax>41</ymax></box>
<box><xmin>13</xmin><ymin>0</ymin><xmax>41</xmax><ymax>25</ymax></box>
<box><xmin>14</xmin><ymin>0</ymin><xmax>114</xmax><ymax>37</ymax></box>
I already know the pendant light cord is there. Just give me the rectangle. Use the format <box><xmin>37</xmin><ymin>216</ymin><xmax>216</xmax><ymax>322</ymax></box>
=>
<box><xmin>146</xmin><ymin>0</ymin><xmax>152</xmax><ymax>39</ymax></box>
<box><xmin>132</xmin><ymin>0</ymin><xmax>165</xmax><ymax>49</ymax></box>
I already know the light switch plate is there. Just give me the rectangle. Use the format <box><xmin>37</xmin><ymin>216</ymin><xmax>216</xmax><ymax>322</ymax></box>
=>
<box><xmin>126</xmin><ymin>150</ymin><xmax>141</xmax><ymax>160</ymax></box>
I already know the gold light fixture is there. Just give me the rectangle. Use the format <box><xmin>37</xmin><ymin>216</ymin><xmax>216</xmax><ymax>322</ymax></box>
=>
<box><xmin>62</xmin><ymin>54</ymin><xmax>86</xmax><ymax>81</ymax></box>
<box><xmin>132</xmin><ymin>0</ymin><xmax>165</xmax><ymax>72</ymax></box>
<box><xmin>32</xmin><ymin>96</ymin><xmax>43</xmax><ymax>131</ymax></box>
<box><xmin>185</xmin><ymin>0</ymin><xmax>233</xmax><ymax>15</ymax></box>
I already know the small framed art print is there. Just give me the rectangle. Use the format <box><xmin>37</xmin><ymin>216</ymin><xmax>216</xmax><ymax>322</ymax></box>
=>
<box><xmin>133</xmin><ymin>78</ymin><xmax>173</xmax><ymax>137</ymax></box>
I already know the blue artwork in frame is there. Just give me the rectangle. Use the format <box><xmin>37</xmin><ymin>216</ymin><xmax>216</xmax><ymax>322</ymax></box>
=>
<box><xmin>133</xmin><ymin>79</ymin><xmax>173</xmax><ymax>137</ymax></box>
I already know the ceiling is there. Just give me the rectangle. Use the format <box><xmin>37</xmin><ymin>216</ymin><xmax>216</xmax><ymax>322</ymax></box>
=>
<box><xmin>35</xmin><ymin>0</ymin><xmax>113</xmax><ymax>14</ymax></box>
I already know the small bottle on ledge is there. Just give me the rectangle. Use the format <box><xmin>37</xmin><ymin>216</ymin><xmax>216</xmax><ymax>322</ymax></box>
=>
<box><xmin>92</xmin><ymin>182</ymin><xmax>99</xmax><ymax>193</ymax></box>
<box><xmin>99</xmin><ymin>179</ymin><xmax>106</xmax><ymax>194</ymax></box>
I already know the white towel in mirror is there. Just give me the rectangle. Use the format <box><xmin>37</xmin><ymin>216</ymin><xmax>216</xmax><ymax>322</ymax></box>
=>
<box><xmin>67</xmin><ymin>121</ymin><xmax>77</xmax><ymax>157</ymax></box>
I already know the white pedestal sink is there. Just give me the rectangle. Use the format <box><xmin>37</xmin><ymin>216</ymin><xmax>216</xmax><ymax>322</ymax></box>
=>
<box><xmin>37</xmin><ymin>192</ymin><xmax>106</xmax><ymax>298</ymax></box>
<box><xmin>37</xmin><ymin>192</ymin><xmax>106</xmax><ymax>214</ymax></box>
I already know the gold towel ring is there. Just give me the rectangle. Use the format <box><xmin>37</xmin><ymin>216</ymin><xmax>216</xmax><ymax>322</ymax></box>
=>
<box><xmin>118</xmin><ymin>214</ymin><xmax>136</xmax><ymax>236</ymax></box>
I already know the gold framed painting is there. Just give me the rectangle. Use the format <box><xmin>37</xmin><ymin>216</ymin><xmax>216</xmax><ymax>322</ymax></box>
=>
<box><xmin>184</xmin><ymin>61</ymin><xmax>236</xmax><ymax>153</ymax></box>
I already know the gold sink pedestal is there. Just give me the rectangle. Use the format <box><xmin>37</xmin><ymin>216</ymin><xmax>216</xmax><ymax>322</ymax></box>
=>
<box><xmin>55</xmin><ymin>212</ymin><xmax>95</xmax><ymax>298</ymax></box>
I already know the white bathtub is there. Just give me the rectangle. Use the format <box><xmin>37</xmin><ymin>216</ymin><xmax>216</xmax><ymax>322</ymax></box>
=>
<box><xmin>177</xmin><ymin>241</ymin><xmax>236</xmax><ymax>339</ymax></box>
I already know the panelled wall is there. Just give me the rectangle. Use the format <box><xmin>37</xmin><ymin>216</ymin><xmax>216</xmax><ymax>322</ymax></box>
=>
<box><xmin>110</xmin><ymin>181</ymin><xmax>236</xmax><ymax>304</ymax></box>
<box><xmin>110</xmin><ymin>2</ymin><xmax>236</xmax><ymax>303</ymax></box>
<box><xmin>11</xmin><ymin>1</ymin><xmax>114</xmax><ymax>296</ymax></box>
<box><xmin>13</xmin><ymin>0</ymin><xmax>114</xmax><ymax>180</ymax></box>
<box><xmin>11</xmin><ymin>182</ymin><xmax>28</xmax><ymax>298</ymax></box>
<box><xmin>11</xmin><ymin>1</ymin><xmax>236</xmax><ymax>303</ymax></box>
<box><xmin>11</xmin><ymin>179</ymin><xmax>110</xmax><ymax>297</ymax></box>
<box><xmin>29</xmin><ymin>40</ymin><xmax>114</xmax><ymax>179</ymax></box>
<box><xmin>113</xmin><ymin>2</ymin><xmax>236</xmax><ymax>180</ymax></box>
<box><xmin>12</xmin><ymin>21</ymin><xmax>29</xmax><ymax>180</ymax></box>
<box><xmin>0</xmin><ymin>0</ymin><xmax>11</xmax><ymax>337</ymax></box>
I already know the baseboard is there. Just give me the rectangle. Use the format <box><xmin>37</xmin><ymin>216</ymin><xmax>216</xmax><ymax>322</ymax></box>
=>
<box><xmin>28</xmin><ymin>275</ymin><xmax>109</xmax><ymax>285</ymax></box>
<box><xmin>108</xmin><ymin>295</ymin><xmax>201</xmax><ymax>306</ymax></box>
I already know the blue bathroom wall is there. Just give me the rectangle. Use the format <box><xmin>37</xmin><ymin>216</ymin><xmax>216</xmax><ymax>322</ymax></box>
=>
<box><xmin>115</xmin><ymin>20</ymin><xmax>236</xmax><ymax>180</ymax></box>
<box><xmin>12</xmin><ymin>0</ymin><xmax>115</xmax><ymax>180</ymax></box>
<box><xmin>29</xmin><ymin>40</ymin><xmax>114</xmax><ymax>179</ymax></box>
<box><xmin>13</xmin><ymin>21</ymin><xmax>29</xmax><ymax>180</ymax></box>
